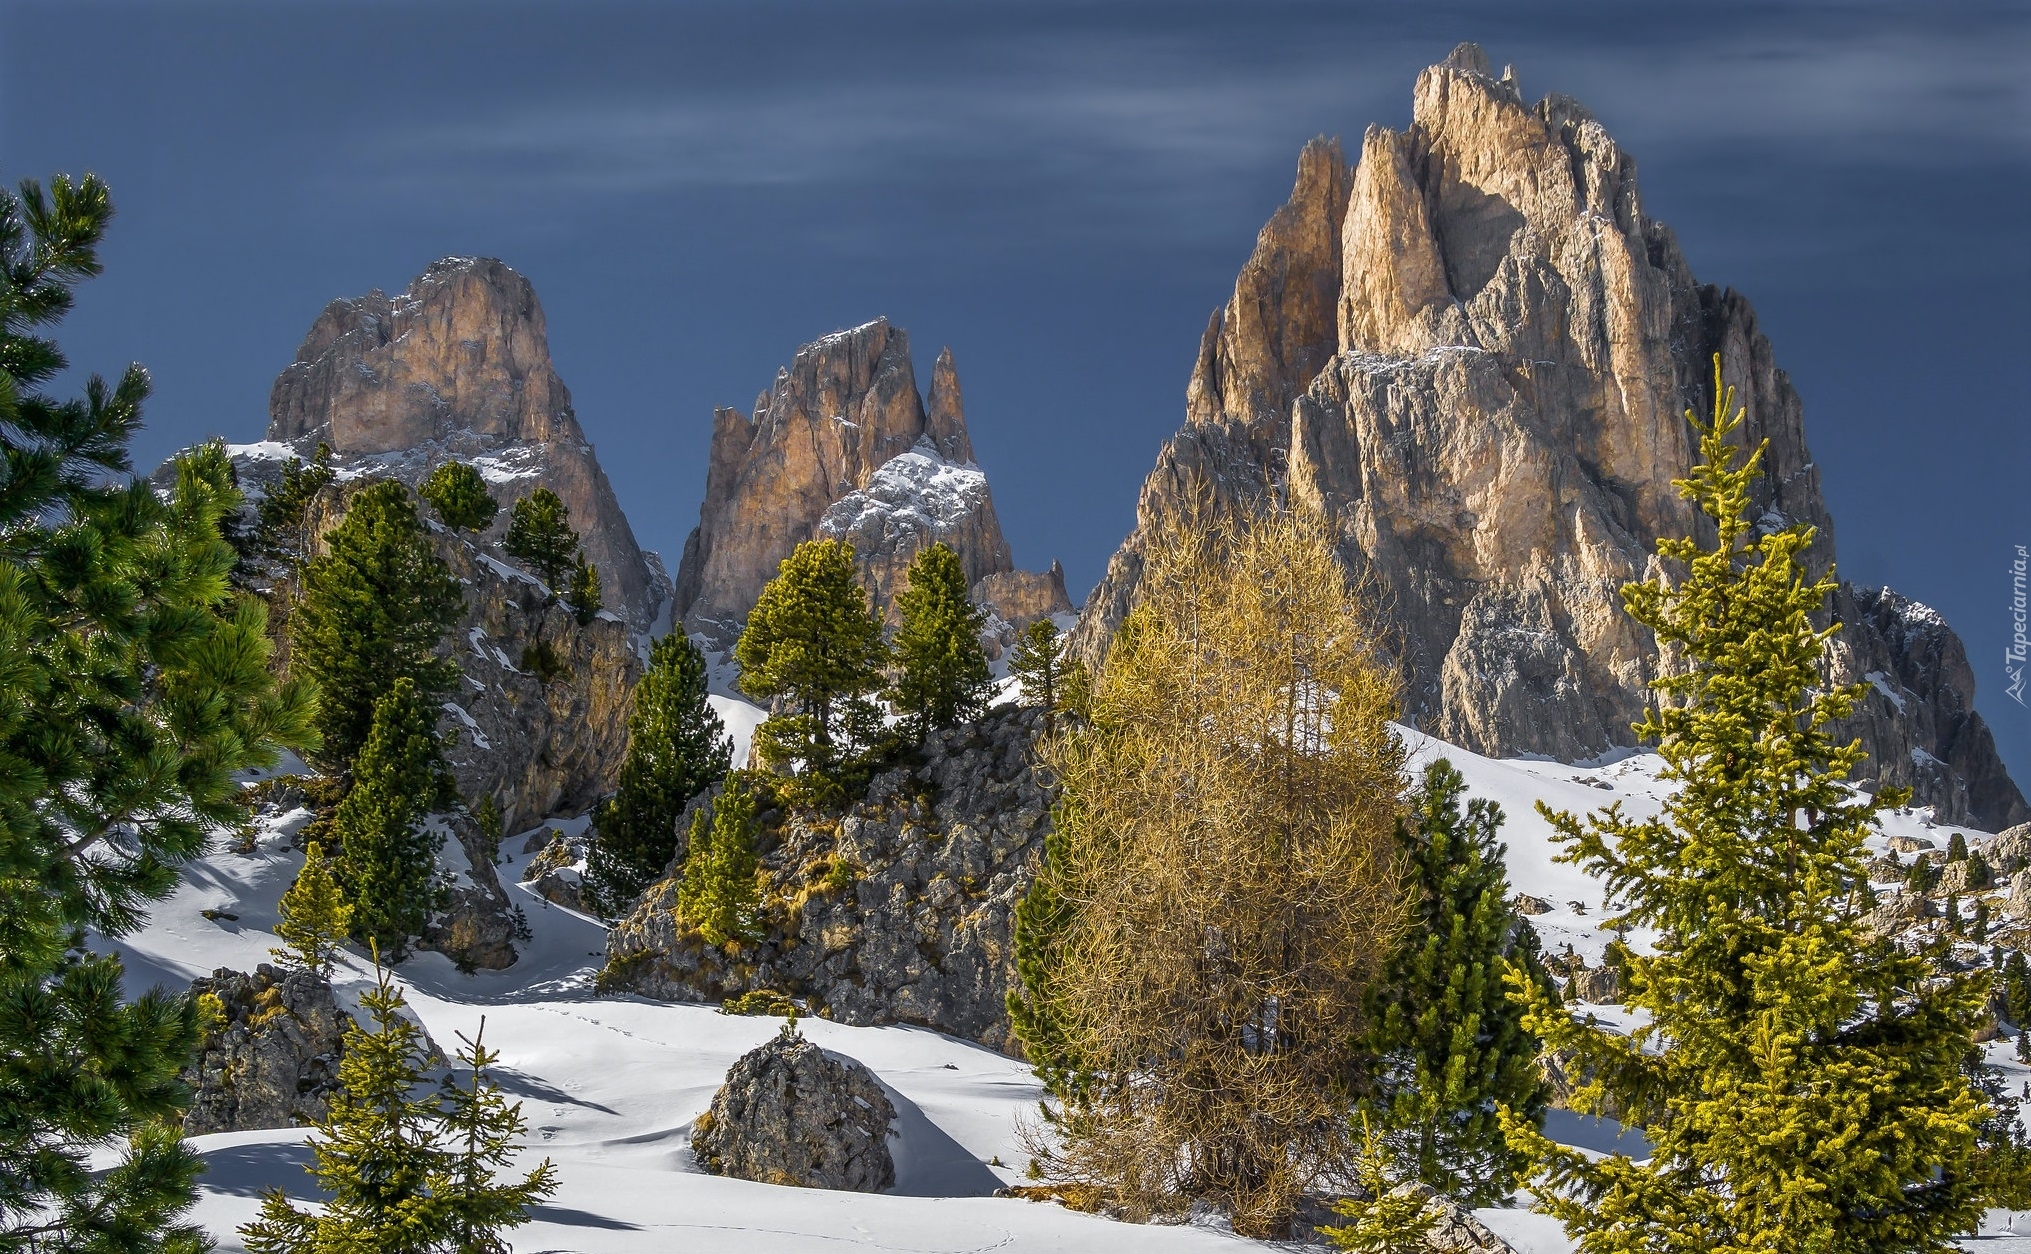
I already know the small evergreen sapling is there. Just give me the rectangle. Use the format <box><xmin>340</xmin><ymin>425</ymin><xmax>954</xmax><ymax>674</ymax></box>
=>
<box><xmin>419</xmin><ymin>460</ymin><xmax>498</xmax><ymax>533</ymax></box>
<box><xmin>1325</xmin><ymin>1115</ymin><xmax>1440</xmax><ymax>1254</ymax></box>
<box><xmin>887</xmin><ymin>542</ymin><xmax>993</xmax><ymax>740</ymax></box>
<box><xmin>434</xmin><ymin>1020</ymin><xmax>561</xmax><ymax>1253</ymax></box>
<box><xmin>585</xmin><ymin>633</ymin><xmax>731</xmax><ymax>915</ymax></box>
<box><xmin>503</xmin><ymin>487</ymin><xmax>578</xmax><ymax>588</ymax></box>
<box><xmin>272</xmin><ymin>840</ymin><xmax>353</xmax><ymax>978</ymax></box>
<box><xmin>675</xmin><ymin>775</ymin><xmax>763</xmax><ymax>947</ymax></box>
<box><xmin>332</xmin><ymin>678</ymin><xmax>446</xmax><ymax>959</ymax></box>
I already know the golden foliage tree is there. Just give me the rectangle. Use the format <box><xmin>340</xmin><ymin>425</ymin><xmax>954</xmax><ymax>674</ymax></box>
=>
<box><xmin>1011</xmin><ymin>506</ymin><xmax>1410</xmax><ymax>1236</ymax></box>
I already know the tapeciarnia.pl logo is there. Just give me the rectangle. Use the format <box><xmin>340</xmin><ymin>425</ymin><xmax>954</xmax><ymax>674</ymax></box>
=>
<box><xmin>2009</xmin><ymin>544</ymin><xmax>2028</xmax><ymax>707</ymax></box>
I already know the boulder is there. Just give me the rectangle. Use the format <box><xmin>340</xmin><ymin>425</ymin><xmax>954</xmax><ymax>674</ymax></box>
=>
<box><xmin>690</xmin><ymin>1029</ymin><xmax>896</xmax><ymax>1192</ymax></box>
<box><xmin>605</xmin><ymin>706</ymin><xmax>1050</xmax><ymax>1053</ymax></box>
<box><xmin>181</xmin><ymin>964</ymin><xmax>352</xmax><ymax>1135</ymax></box>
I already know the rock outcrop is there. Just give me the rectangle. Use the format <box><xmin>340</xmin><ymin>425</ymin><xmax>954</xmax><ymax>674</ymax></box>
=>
<box><xmin>259</xmin><ymin>256</ymin><xmax>670</xmax><ymax>632</ymax></box>
<box><xmin>691</xmin><ymin>1030</ymin><xmax>897</xmax><ymax>1192</ymax></box>
<box><xmin>672</xmin><ymin>320</ymin><xmax>1071</xmax><ymax>644</ymax></box>
<box><xmin>603</xmin><ymin>707</ymin><xmax>1050</xmax><ymax>1053</ymax></box>
<box><xmin>181</xmin><ymin>964</ymin><xmax>352</xmax><ymax>1135</ymax></box>
<box><xmin>1075</xmin><ymin>44</ymin><xmax>2025</xmax><ymax>829</ymax></box>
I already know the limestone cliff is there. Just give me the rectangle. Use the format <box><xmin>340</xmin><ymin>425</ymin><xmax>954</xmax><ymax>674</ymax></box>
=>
<box><xmin>672</xmin><ymin>320</ymin><xmax>1070</xmax><ymax>643</ymax></box>
<box><xmin>263</xmin><ymin>256</ymin><xmax>670</xmax><ymax>632</ymax></box>
<box><xmin>1076</xmin><ymin>44</ymin><xmax>2025</xmax><ymax>830</ymax></box>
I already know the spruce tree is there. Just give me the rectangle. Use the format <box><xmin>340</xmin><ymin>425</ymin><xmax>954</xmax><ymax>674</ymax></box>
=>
<box><xmin>1326</xmin><ymin>1115</ymin><xmax>1440</xmax><ymax>1254</ymax></box>
<box><xmin>272</xmin><ymin>839</ymin><xmax>353</xmax><ymax>978</ymax></box>
<box><xmin>332</xmin><ymin>679</ymin><xmax>446</xmax><ymax>959</ymax></box>
<box><xmin>584</xmin><ymin>633</ymin><xmax>731</xmax><ymax>915</ymax></box>
<box><xmin>255</xmin><ymin>441</ymin><xmax>335</xmax><ymax>557</ymax></box>
<box><xmin>0</xmin><ymin>171</ymin><xmax>317</xmax><ymax>1254</ymax></box>
<box><xmin>734</xmin><ymin>538</ymin><xmax>887</xmax><ymax>779</ymax></box>
<box><xmin>293</xmin><ymin>478</ymin><xmax>461</xmax><ymax>773</ymax></box>
<box><xmin>566</xmin><ymin>548</ymin><xmax>602</xmax><ymax>626</ymax></box>
<box><xmin>675</xmin><ymin>775</ymin><xmax>762</xmax><ymax>947</ymax></box>
<box><xmin>503</xmin><ymin>487</ymin><xmax>578</xmax><ymax>588</ymax></box>
<box><xmin>887</xmin><ymin>542</ymin><xmax>992</xmax><ymax>740</ymax></box>
<box><xmin>241</xmin><ymin>964</ymin><xmax>555</xmax><ymax>1253</ymax></box>
<box><xmin>418</xmin><ymin>460</ymin><xmax>498</xmax><ymax>533</ymax></box>
<box><xmin>1363</xmin><ymin>758</ymin><xmax>1546</xmax><ymax>1205</ymax></box>
<box><xmin>432</xmin><ymin>1020</ymin><xmax>561</xmax><ymax>1253</ymax></box>
<box><xmin>1948</xmin><ymin>830</ymin><xmax>1969</xmax><ymax>862</ymax></box>
<box><xmin>1501</xmin><ymin>361</ymin><xmax>1997</xmax><ymax>1252</ymax></box>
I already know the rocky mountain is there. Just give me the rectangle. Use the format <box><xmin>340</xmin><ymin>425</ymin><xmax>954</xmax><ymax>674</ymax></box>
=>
<box><xmin>1074</xmin><ymin>44</ymin><xmax>2026</xmax><ymax>830</ymax></box>
<box><xmin>672</xmin><ymin>318</ymin><xmax>1072</xmax><ymax>644</ymax></box>
<box><xmin>259</xmin><ymin>256</ymin><xmax>670</xmax><ymax>633</ymax></box>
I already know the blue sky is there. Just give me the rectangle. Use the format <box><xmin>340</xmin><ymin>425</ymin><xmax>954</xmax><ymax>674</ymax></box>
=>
<box><xmin>4</xmin><ymin>0</ymin><xmax>2027</xmax><ymax>788</ymax></box>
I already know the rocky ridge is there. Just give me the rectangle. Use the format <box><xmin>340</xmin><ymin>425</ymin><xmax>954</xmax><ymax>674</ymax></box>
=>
<box><xmin>672</xmin><ymin>319</ymin><xmax>1072</xmax><ymax>644</ymax></box>
<box><xmin>603</xmin><ymin>707</ymin><xmax>1050</xmax><ymax>1053</ymax></box>
<box><xmin>1073</xmin><ymin>44</ymin><xmax>2025</xmax><ymax>829</ymax></box>
<box><xmin>257</xmin><ymin>255</ymin><xmax>670</xmax><ymax>632</ymax></box>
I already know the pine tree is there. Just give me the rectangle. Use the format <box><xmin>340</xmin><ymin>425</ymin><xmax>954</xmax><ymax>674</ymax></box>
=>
<box><xmin>1907</xmin><ymin>855</ymin><xmax>1939</xmax><ymax>894</ymax></box>
<box><xmin>887</xmin><ymin>542</ymin><xmax>992</xmax><ymax>740</ymax></box>
<box><xmin>1326</xmin><ymin>1115</ymin><xmax>1440</xmax><ymax>1254</ymax></box>
<box><xmin>418</xmin><ymin>460</ymin><xmax>498</xmax><ymax>533</ymax></box>
<box><xmin>503</xmin><ymin>487</ymin><xmax>578</xmax><ymax>588</ymax></box>
<box><xmin>1362</xmin><ymin>758</ymin><xmax>1546</xmax><ymax>1205</ymax></box>
<box><xmin>566</xmin><ymin>548</ymin><xmax>602</xmax><ymax>626</ymax></box>
<box><xmin>332</xmin><ymin>679</ymin><xmax>446</xmax><ymax>959</ymax></box>
<box><xmin>1501</xmin><ymin>360</ymin><xmax>1996</xmax><ymax>1252</ymax></box>
<box><xmin>272</xmin><ymin>840</ymin><xmax>353</xmax><ymax>978</ymax></box>
<box><xmin>734</xmin><ymin>538</ymin><xmax>887</xmax><ymax>779</ymax></box>
<box><xmin>432</xmin><ymin>1020</ymin><xmax>561</xmax><ymax>1254</ymax></box>
<box><xmin>0</xmin><ymin>171</ymin><xmax>316</xmax><ymax>1254</ymax></box>
<box><xmin>1008</xmin><ymin>617</ymin><xmax>1076</xmax><ymax>731</ymax></box>
<box><xmin>675</xmin><ymin>775</ymin><xmax>762</xmax><ymax>947</ymax></box>
<box><xmin>256</xmin><ymin>441</ymin><xmax>335</xmax><ymax>557</ymax></box>
<box><xmin>584</xmin><ymin>633</ymin><xmax>731</xmax><ymax>915</ymax></box>
<box><xmin>293</xmin><ymin>478</ymin><xmax>461</xmax><ymax>773</ymax></box>
<box><xmin>242</xmin><ymin>962</ymin><xmax>554</xmax><ymax>1253</ymax></box>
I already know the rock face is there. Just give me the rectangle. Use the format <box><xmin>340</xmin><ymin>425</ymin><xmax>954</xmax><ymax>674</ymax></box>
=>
<box><xmin>262</xmin><ymin>256</ymin><xmax>670</xmax><ymax>632</ymax></box>
<box><xmin>1075</xmin><ymin>45</ymin><xmax>2026</xmax><ymax>830</ymax></box>
<box><xmin>604</xmin><ymin>707</ymin><xmax>1051</xmax><ymax>1053</ymax></box>
<box><xmin>690</xmin><ymin>1030</ymin><xmax>897</xmax><ymax>1192</ymax></box>
<box><xmin>181</xmin><ymin>965</ymin><xmax>352</xmax><ymax>1135</ymax></box>
<box><xmin>672</xmin><ymin>320</ymin><xmax>1071</xmax><ymax>643</ymax></box>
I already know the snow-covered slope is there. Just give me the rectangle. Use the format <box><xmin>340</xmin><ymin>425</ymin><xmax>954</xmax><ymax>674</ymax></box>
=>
<box><xmin>97</xmin><ymin>718</ymin><xmax>2031</xmax><ymax>1253</ymax></box>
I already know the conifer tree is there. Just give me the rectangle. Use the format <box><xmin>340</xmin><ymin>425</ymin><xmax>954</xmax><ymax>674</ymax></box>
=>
<box><xmin>293</xmin><ymin>478</ymin><xmax>461</xmax><ymax>772</ymax></box>
<box><xmin>1326</xmin><ymin>1115</ymin><xmax>1440</xmax><ymax>1254</ymax></box>
<box><xmin>503</xmin><ymin>487</ymin><xmax>578</xmax><ymax>588</ymax></box>
<box><xmin>0</xmin><ymin>171</ymin><xmax>317</xmax><ymax>1253</ymax></box>
<box><xmin>585</xmin><ymin>633</ymin><xmax>731</xmax><ymax>915</ymax></box>
<box><xmin>675</xmin><ymin>775</ymin><xmax>762</xmax><ymax>947</ymax></box>
<box><xmin>1009</xmin><ymin>508</ymin><xmax>1408</xmax><ymax>1236</ymax></box>
<box><xmin>432</xmin><ymin>1020</ymin><xmax>561</xmax><ymax>1253</ymax></box>
<box><xmin>1362</xmin><ymin>758</ymin><xmax>1546</xmax><ymax>1205</ymax></box>
<box><xmin>332</xmin><ymin>679</ymin><xmax>446</xmax><ymax>959</ymax></box>
<box><xmin>241</xmin><ymin>963</ymin><xmax>556</xmax><ymax>1253</ymax></box>
<box><xmin>1008</xmin><ymin>617</ymin><xmax>1078</xmax><ymax>731</ymax></box>
<box><xmin>887</xmin><ymin>542</ymin><xmax>993</xmax><ymax>740</ymax></box>
<box><xmin>418</xmin><ymin>460</ymin><xmax>498</xmax><ymax>533</ymax></box>
<box><xmin>1501</xmin><ymin>360</ymin><xmax>1997</xmax><ymax>1252</ymax></box>
<box><xmin>256</xmin><ymin>441</ymin><xmax>335</xmax><ymax>557</ymax></box>
<box><xmin>566</xmin><ymin>548</ymin><xmax>602</xmax><ymax>626</ymax></box>
<box><xmin>1948</xmin><ymin>830</ymin><xmax>1969</xmax><ymax>862</ymax></box>
<box><xmin>734</xmin><ymin>538</ymin><xmax>887</xmax><ymax>779</ymax></box>
<box><xmin>272</xmin><ymin>840</ymin><xmax>353</xmax><ymax>978</ymax></box>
